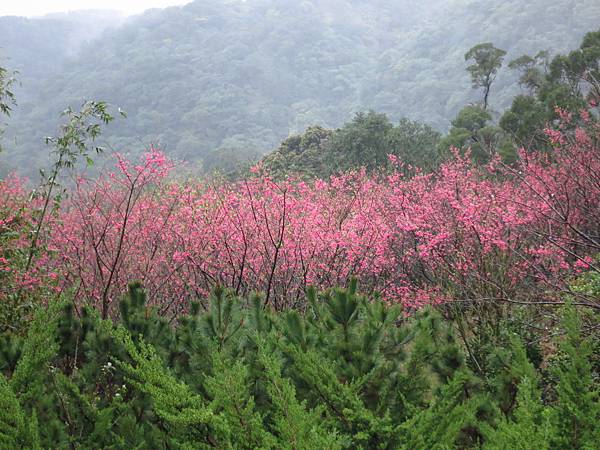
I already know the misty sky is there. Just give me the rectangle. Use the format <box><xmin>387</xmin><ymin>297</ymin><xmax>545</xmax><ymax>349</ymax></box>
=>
<box><xmin>0</xmin><ymin>0</ymin><xmax>192</xmax><ymax>17</ymax></box>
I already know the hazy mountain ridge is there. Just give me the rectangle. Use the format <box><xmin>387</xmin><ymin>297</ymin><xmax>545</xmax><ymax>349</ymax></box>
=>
<box><xmin>0</xmin><ymin>11</ymin><xmax>125</xmax><ymax>96</ymax></box>
<box><xmin>1</xmin><ymin>0</ymin><xmax>599</xmax><ymax>175</ymax></box>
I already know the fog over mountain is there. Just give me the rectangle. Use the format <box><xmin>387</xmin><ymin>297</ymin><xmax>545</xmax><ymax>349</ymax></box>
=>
<box><xmin>1</xmin><ymin>0</ymin><xmax>599</xmax><ymax>175</ymax></box>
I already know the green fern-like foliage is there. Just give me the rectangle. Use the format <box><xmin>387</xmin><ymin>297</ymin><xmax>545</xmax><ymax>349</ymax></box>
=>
<box><xmin>0</xmin><ymin>281</ymin><xmax>598</xmax><ymax>448</ymax></box>
<box><xmin>204</xmin><ymin>350</ymin><xmax>277</xmax><ymax>449</ymax></box>
<box><xmin>0</xmin><ymin>374</ymin><xmax>40</xmax><ymax>449</ymax></box>
<box><xmin>115</xmin><ymin>326</ymin><xmax>229</xmax><ymax>448</ymax></box>
<box><xmin>482</xmin><ymin>376</ymin><xmax>553</xmax><ymax>450</ymax></box>
<box><xmin>256</xmin><ymin>338</ymin><xmax>344</xmax><ymax>449</ymax></box>
<box><xmin>550</xmin><ymin>303</ymin><xmax>600</xmax><ymax>450</ymax></box>
<box><xmin>481</xmin><ymin>336</ymin><xmax>554</xmax><ymax>449</ymax></box>
<box><xmin>399</xmin><ymin>369</ymin><xmax>492</xmax><ymax>449</ymax></box>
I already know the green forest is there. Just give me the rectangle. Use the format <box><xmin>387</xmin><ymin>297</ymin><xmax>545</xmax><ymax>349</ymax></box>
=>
<box><xmin>1</xmin><ymin>0</ymin><xmax>600</xmax><ymax>176</ymax></box>
<box><xmin>1</xmin><ymin>0</ymin><xmax>600</xmax><ymax>448</ymax></box>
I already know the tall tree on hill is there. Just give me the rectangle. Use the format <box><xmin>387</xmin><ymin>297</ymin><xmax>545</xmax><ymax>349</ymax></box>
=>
<box><xmin>465</xmin><ymin>43</ymin><xmax>507</xmax><ymax>110</ymax></box>
<box><xmin>500</xmin><ymin>29</ymin><xmax>600</xmax><ymax>154</ymax></box>
<box><xmin>508</xmin><ymin>51</ymin><xmax>550</xmax><ymax>96</ymax></box>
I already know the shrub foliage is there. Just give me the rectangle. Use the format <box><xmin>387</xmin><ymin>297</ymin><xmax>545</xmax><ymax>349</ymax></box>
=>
<box><xmin>0</xmin><ymin>282</ymin><xmax>598</xmax><ymax>449</ymax></box>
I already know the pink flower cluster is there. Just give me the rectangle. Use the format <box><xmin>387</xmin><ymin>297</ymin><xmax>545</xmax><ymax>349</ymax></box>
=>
<box><xmin>3</xmin><ymin>119</ymin><xmax>600</xmax><ymax>317</ymax></box>
<box><xmin>0</xmin><ymin>175</ymin><xmax>59</xmax><ymax>299</ymax></box>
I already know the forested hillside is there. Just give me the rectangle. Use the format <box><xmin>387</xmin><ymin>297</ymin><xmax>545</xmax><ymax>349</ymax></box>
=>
<box><xmin>1</xmin><ymin>0</ymin><xmax>599</xmax><ymax>176</ymax></box>
<box><xmin>0</xmin><ymin>10</ymin><xmax>124</xmax><ymax>96</ymax></box>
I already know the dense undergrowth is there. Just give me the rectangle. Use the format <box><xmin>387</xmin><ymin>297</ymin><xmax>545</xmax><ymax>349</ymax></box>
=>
<box><xmin>0</xmin><ymin>280</ymin><xmax>599</xmax><ymax>449</ymax></box>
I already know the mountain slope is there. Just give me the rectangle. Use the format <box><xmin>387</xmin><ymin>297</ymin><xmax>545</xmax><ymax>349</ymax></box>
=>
<box><xmin>1</xmin><ymin>0</ymin><xmax>599</xmax><ymax>176</ymax></box>
<box><xmin>0</xmin><ymin>10</ymin><xmax>125</xmax><ymax>96</ymax></box>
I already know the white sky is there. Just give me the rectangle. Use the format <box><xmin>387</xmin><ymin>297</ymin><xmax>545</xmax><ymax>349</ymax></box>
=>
<box><xmin>0</xmin><ymin>1</ymin><xmax>192</xmax><ymax>17</ymax></box>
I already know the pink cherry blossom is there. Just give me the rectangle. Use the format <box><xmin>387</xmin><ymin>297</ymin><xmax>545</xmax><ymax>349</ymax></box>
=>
<box><xmin>2</xmin><ymin>116</ymin><xmax>599</xmax><ymax>317</ymax></box>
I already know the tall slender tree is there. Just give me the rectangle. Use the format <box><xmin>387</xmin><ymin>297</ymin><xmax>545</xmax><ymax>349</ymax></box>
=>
<box><xmin>465</xmin><ymin>43</ymin><xmax>507</xmax><ymax>109</ymax></box>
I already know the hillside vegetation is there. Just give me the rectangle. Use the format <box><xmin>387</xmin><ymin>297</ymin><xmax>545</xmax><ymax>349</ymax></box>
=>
<box><xmin>1</xmin><ymin>0</ymin><xmax>600</xmax><ymax>175</ymax></box>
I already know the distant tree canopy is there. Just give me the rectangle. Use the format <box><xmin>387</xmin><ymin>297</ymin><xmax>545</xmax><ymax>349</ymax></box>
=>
<box><xmin>265</xmin><ymin>28</ymin><xmax>600</xmax><ymax>177</ymax></box>
<box><xmin>465</xmin><ymin>43</ymin><xmax>507</xmax><ymax>110</ymax></box>
<box><xmin>438</xmin><ymin>105</ymin><xmax>502</xmax><ymax>163</ymax></box>
<box><xmin>508</xmin><ymin>51</ymin><xmax>550</xmax><ymax>95</ymax></box>
<box><xmin>261</xmin><ymin>112</ymin><xmax>441</xmax><ymax>179</ymax></box>
<box><xmin>435</xmin><ymin>28</ymin><xmax>600</xmax><ymax>164</ymax></box>
<box><xmin>497</xmin><ymin>28</ymin><xmax>600</xmax><ymax>156</ymax></box>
